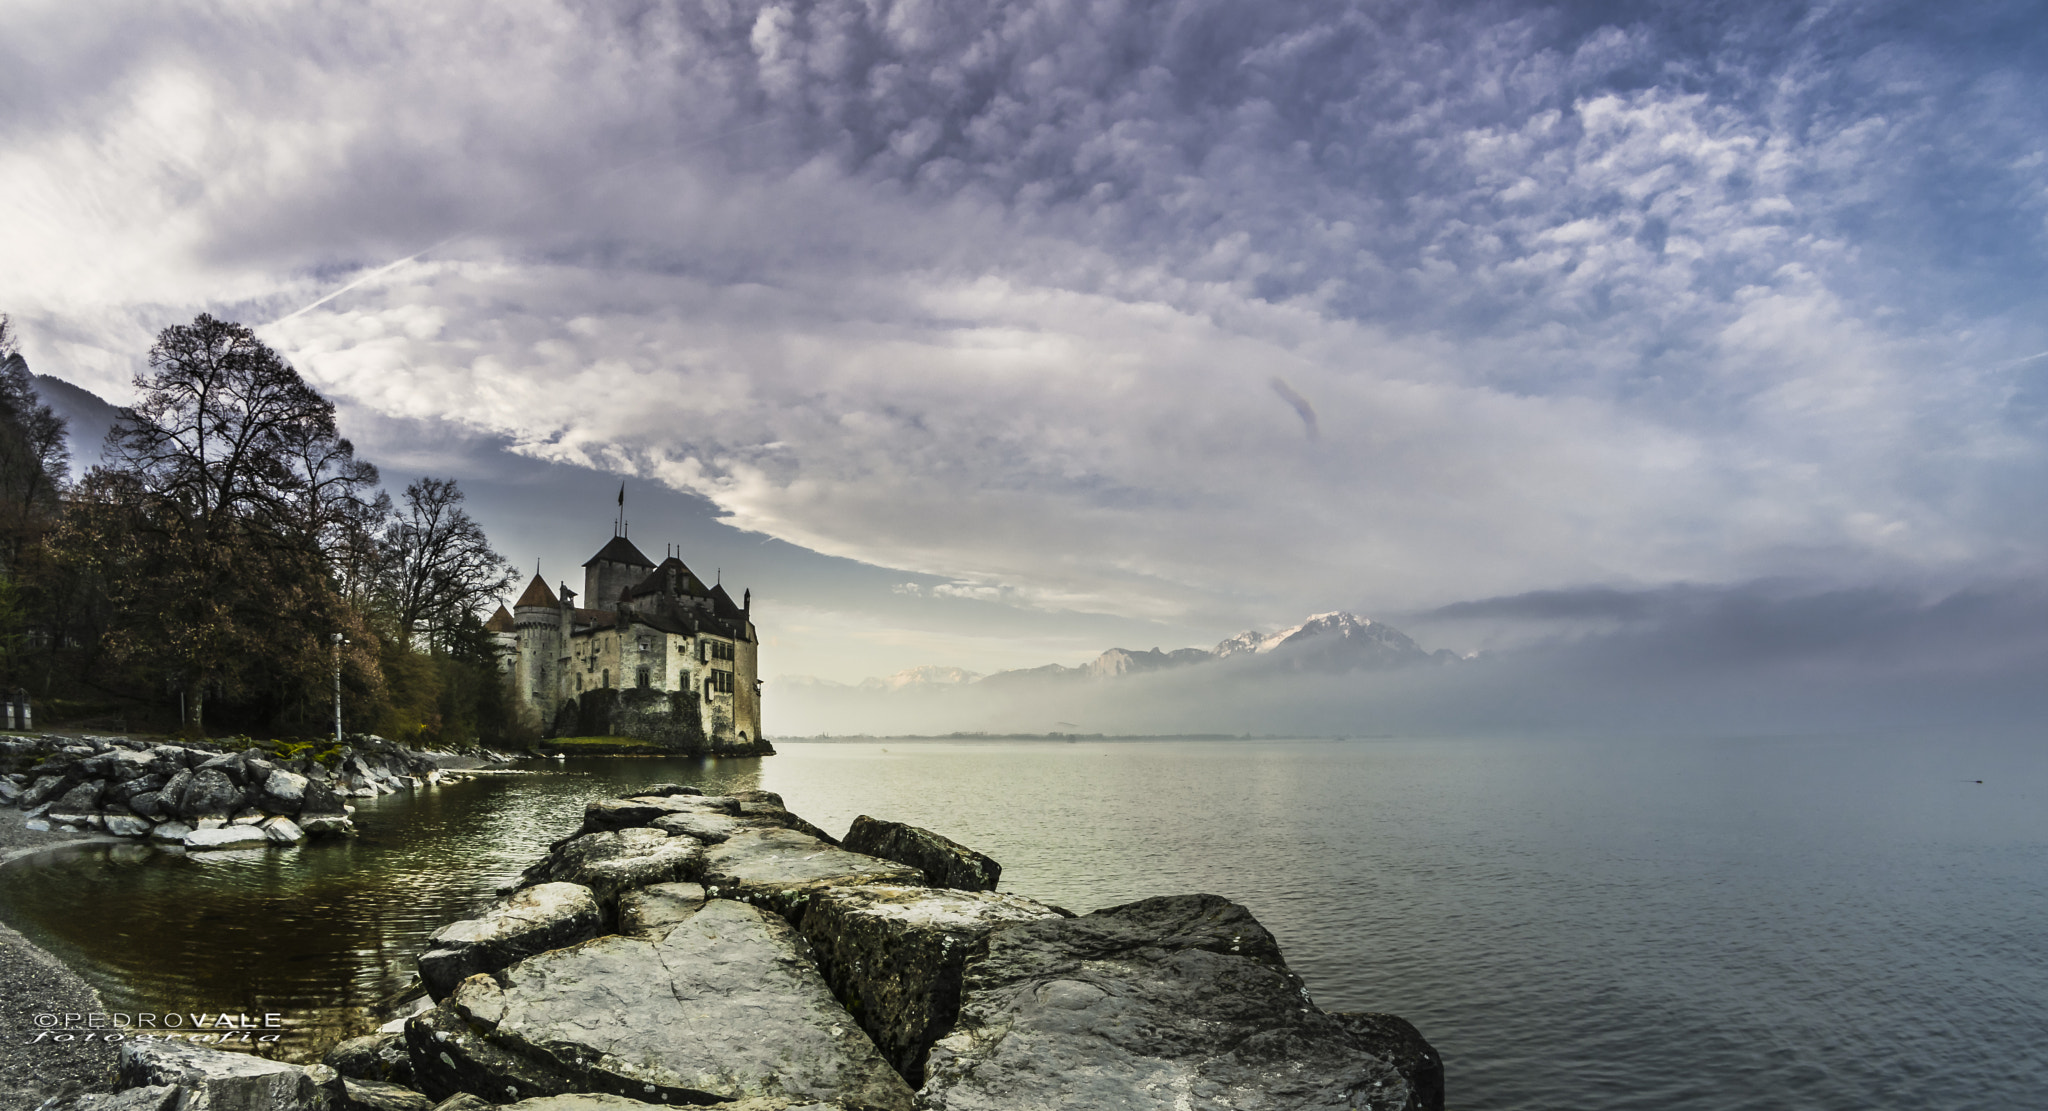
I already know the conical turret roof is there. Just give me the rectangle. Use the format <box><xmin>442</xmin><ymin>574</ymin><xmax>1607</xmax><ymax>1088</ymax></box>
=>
<box><xmin>513</xmin><ymin>574</ymin><xmax>559</xmax><ymax>609</ymax></box>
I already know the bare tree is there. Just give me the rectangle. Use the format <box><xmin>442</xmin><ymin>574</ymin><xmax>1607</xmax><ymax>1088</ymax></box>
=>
<box><xmin>380</xmin><ymin>477</ymin><xmax>516</xmax><ymax>651</ymax></box>
<box><xmin>102</xmin><ymin>314</ymin><xmax>349</xmax><ymax>730</ymax></box>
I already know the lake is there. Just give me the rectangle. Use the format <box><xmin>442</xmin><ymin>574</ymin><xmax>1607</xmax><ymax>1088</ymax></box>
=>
<box><xmin>2</xmin><ymin>734</ymin><xmax>2043</xmax><ymax>1109</ymax></box>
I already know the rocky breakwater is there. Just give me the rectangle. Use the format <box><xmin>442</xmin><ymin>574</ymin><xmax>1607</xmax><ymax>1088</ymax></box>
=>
<box><xmin>0</xmin><ymin>734</ymin><xmax>474</xmax><ymax>851</ymax></box>
<box><xmin>73</xmin><ymin>788</ymin><xmax>1446</xmax><ymax>1111</ymax></box>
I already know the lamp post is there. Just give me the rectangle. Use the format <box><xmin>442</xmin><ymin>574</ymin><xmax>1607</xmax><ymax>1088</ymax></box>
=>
<box><xmin>330</xmin><ymin>633</ymin><xmax>348</xmax><ymax>745</ymax></box>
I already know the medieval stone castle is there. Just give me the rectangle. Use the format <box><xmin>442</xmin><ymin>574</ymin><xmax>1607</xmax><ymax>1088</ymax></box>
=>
<box><xmin>486</xmin><ymin>523</ymin><xmax>765</xmax><ymax>753</ymax></box>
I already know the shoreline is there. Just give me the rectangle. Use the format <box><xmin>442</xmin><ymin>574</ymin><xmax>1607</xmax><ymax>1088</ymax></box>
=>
<box><xmin>0</xmin><ymin>820</ymin><xmax>121</xmax><ymax>1109</ymax></box>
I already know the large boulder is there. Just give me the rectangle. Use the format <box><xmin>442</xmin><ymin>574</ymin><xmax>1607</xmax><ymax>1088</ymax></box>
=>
<box><xmin>54</xmin><ymin>778</ymin><xmax>107</xmax><ymax>813</ymax></box>
<box><xmin>917</xmin><ymin>894</ymin><xmax>1420</xmax><ymax>1111</ymax></box>
<box><xmin>407</xmin><ymin>1000</ymin><xmax>576</xmax><ymax>1104</ymax></box>
<box><xmin>513</xmin><ymin>828</ymin><xmax>704</xmax><ymax>914</ymax></box>
<box><xmin>326</xmin><ymin>1031</ymin><xmax>414</xmax><ymax>1085</ymax></box>
<box><xmin>184</xmin><ymin>826</ymin><xmax>274</xmax><ymax>851</ymax></box>
<box><xmin>729</xmin><ymin>790</ymin><xmax>840</xmax><ymax>845</ymax></box>
<box><xmin>433</xmin><ymin>899</ymin><xmax>914</xmax><ymax>1109</ymax></box>
<box><xmin>259</xmin><ymin>768</ymin><xmax>312</xmax><ymax>812</ymax></box>
<box><xmin>178</xmin><ymin>767</ymin><xmax>247</xmax><ymax>818</ymax></box>
<box><xmin>839</xmin><ymin>816</ymin><xmax>1002</xmax><ymax>892</ymax></box>
<box><xmin>698</xmin><ymin>828</ymin><xmax>925</xmax><ymax>921</ymax></box>
<box><xmin>798</xmin><ymin>885</ymin><xmax>1063</xmax><ymax>1085</ymax></box>
<box><xmin>578</xmin><ymin>793</ymin><xmax>740</xmax><ymax>834</ymax></box>
<box><xmin>117</xmin><ymin>1039</ymin><xmax>335</xmax><ymax>1110</ymax></box>
<box><xmin>617</xmin><ymin>881</ymin><xmax>707</xmax><ymax>939</ymax></box>
<box><xmin>1329</xmin><ymin>1013</ymin><xmax>1444</xmax><ymax>1111</ymax></box>
<box><xmin>650</xmin><ymin>810</ymin><xmax>749</xmax><ymax>843</ymax></box>
<box><xmin>417</xmin><ymin>883</ymin><xmax>604</xmax><ymax>1001</ymax></box>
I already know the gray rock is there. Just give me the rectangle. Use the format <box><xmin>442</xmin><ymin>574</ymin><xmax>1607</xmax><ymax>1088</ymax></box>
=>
<box><xmin>338</xmin><ymin>1077</ymin><xmax>434</xmax><ymax>1111</ymax></box>
<box><xmin>184</xmin><ymin>826</ymin><xmax>273</xmax><ymax>851</ymax></box>
<box><xmin>150</xmin><ymin>820</ymin><xmax>196</xmax><ymax>843</ymax></box>
<box><xmin>418</xmin><ymin>882</ymin><xmax>604</xmax><ymax>1001</ymax></box>
<box><xmin>260</xmin><ymin>767</ymin><xmax>311</xmax><ymax>811</ymax></box>
<box><xmin>650</xmin><ymin>811</ymin><xmax>749</xmax><ymax>843</ymax></box>
<box><xmin>730</xmin><ymin>790</ymin><xmax>841</xmax><ymax>845</ymax></box>
<box><xmin>179</xmin><ymin>767</ymin><xmax>246</xmax><ymax>818</ymax></box>
<box><xmin>840</xmin><ymin>815</ymin><xmax>1002</xmax><ymax>892</ymax></box>
<box><xmin>579</xmin><ymin>794</ymin><xmax>736</xmax><ymax>833</ymax></box>
<box><xmin>54</xmin><ymin>778</ymin><xmax>106</xmax><ymax>813</ymax></box>
<box><xmin>443</xmin><ymin>899</ymin><xmax>913</xmax><ymax>1109</ymax></box>
<box><xmin>406</xmin><ymin>998</ymin><xmax>575</xmax><ymax>1104</ymax></box>
<box><xmin>798</xmin><ymin>885</ymin><xmax>1063</xmax><ymax>1085</ymax></box>
<box><xmin>1329</xmin><ymin>1013</ymin><xmax>1444</xmax><ymax>1111</ymax></box>
<box><xmin>157</xmin><ymin>768</ymin><xmax>194</xmax><ymax>812</ymax></box>
<box><xmin>917</xmin><ymin>893</ymin><xmax>1418</xmax><ymax>1111</ymax></box>
<box><xmin>633</xmin><ymin>783</ymin><xmax>702</xmax><ymax>797</ymax></box>
<box><xmin>429</xmin><ymin>1096</ymin><xmax>493</xmax><ymax>1111</ymax></box>
<box><xmin>0</xmin><ymin>777</ymin><xmax>17</xmax><ymax>803</ymax></box>
<box><xmin>103</xmin><ymin>813</ymin><xmax>153</xmax><ymax>837</ymax></box>
<box><xmin>128</xmin><ymin>789</ymin><xmax>172</xmax><ymax>820</ymax></box>
<box><xmin>117</xmin><ymin>1039</ymin><xmax>335</xmax><ymax>1110</ymax></box>
<box><xmin>514</xmin><ymin>828</ymin><xmax>704</xmax><ymax>911</ymax></box>
<box><xmin>300</xmin><ymin>813</ymin><xmax>355</xmax><ymax>836</ymax></box>
<box><xmin>698</xmin><ymin>828</ymin><xmax>924</xmax><ymax>922</ymax></box>
<box><xmin>617</xmin><ymin>881</ymin><xmax>707</xmax><ymax>939</ymax></box>
<box><xmin>39</xmin><ymin>1084</ymin><xmax>182</xmax><ymax>1111</ymax></box>
<box><xmin>263</xmin><ymin>816</ymin><xmax>309</xmax><ymax>844</ymax></box>
<box><xmin>327</xmin><ymin>1031</ymin><xmax>413</xmax><ymax>1084</ymax></box>
<box><xmin>19</xmin><ymin>773</ymin><xmax>69</xmax><ymax>808</ymax></box>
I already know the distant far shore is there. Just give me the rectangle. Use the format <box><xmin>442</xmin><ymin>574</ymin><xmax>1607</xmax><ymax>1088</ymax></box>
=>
<box><xmin>777</xmin><ymin>732</ymin><xmax>1396</xmax><ymax>742</ymax></box>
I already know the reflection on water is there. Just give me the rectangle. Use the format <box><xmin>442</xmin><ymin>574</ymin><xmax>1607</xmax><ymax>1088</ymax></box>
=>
<box><xmin>3</xmin><ymin>736</ymin><xmax>2046</xmax><ymax>1110</ymax></box>
<box><xmin>0</xmin><ymin>757</ymin><xmax>762</xmax><ymax>1060</ymax></box>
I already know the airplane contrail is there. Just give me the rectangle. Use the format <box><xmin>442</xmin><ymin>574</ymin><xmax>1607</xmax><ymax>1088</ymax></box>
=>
<box><xmin>265</xmin><ymin>118</ymin><xmax>778</xmax><ymax>328</ymax></box>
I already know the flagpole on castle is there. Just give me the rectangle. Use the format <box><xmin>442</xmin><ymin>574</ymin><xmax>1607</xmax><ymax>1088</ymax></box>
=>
<box><xmin>616</xmin><ymin>481</ymin><xmax>625</xmax><ymax>536</ymax></box>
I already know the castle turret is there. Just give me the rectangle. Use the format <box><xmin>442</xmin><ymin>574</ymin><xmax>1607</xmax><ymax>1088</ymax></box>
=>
<box><xmin>583</xmin><ymin>535</ymin><xmax>655</xmax><ymax>613</ymax></box>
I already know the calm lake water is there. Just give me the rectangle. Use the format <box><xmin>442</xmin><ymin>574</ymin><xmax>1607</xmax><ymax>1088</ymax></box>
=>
<box><xmin>2</xmin><ymin>735</ymin><xmax>2044</xmax><ymax>1110</ymax></box>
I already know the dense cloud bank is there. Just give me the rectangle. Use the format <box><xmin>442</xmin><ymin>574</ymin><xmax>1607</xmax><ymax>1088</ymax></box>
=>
<box><xmin>770</xmin><ymin>577</ymin><xmax>2048</xmax><ymax>736</ymax></box>
<box><xmin>5</xmin><ymin>0</ymin><xmax>2046</xmax><ymax>641</ymax></box>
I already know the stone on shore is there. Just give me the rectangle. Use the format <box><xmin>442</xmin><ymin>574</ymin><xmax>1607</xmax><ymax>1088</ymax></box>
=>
<box><xmin>178</xmin><ymin>767</ymin><xmax>247</xmax><ymax>819</ymax></box>
<box><xmin>514</xmin><ymin>828</ymin><xmax>704</xmax><ymax>912</ymax></box>
<box><xmin>183</xmin><ymin>825</ymin><xmax>275</xmax><ymax>851</ymax></box>
<box><xmin>439</xmin><ymin>899</ymin><xmax>914</xmax><ymax>1109</ymax></box>
<box><xmin>102</xmin><ymin>813</ymin><xmax>152</xmax><ymax>837</ymax></box>
<box><xmin>327</xmin><ymin>1031</ymin><xmax>414</xmax><ymax>1085</ymax></box>
<box><xmin>36</xmin><ymin>1085</ymin><xmax>181</xmax><ymax>1111</ymax></box>
<box><xmin>407</xmin><ymin>1000</ymin><xmax>576</xmax><ymax>1104</ymax></box>
<box><xmin>729</xmin><ymin>790</ymin><xmax>841</xmax><ymax>845</ymax></box>
<box><xmin>117</xmin><ymin>1039</ymin><xmax>335</xmax><ymax>1111</ymax></box>
<box><xmin>798</xmin><ymin>885</ymin><xmax>1064</xmax><ymax>1085</ymax></box>
<box><xmin>650</xmin><ymin>810</ymin><xmax>748</xmax><ymax>843</ymax></box>
<box><xmin>840</xmin><ymin>816</ymin><xmax>1002</xmax><ymax>892</ymax></box>
<box><xmin>579</xmin><ymin>793</ymin><xmax>739</xmax><ymax>834</ymax></box>
<box><xmin>418</xmin><ymin>882</ymin><xmax>604</xmax><ymax>1001</ymax></box>
<box><xmin>698</xmin><ymin>828</ymin><xmax>925</xmax><ymax>921</ymax></box>
<box><xmin>617</xmin><ymin>881</ymin><xmax>707</xmax><ymax>939</ymax></box>
<box><xmin>338</xmin><ymin>1076</ymin><xmax>436</xmax><ymax>1111</ymax></box>
<box><xmin>917</xmin><ymin>894</ymin><xmax>1419</xmax><ymax>1111</ymax></box>
<box><xmin>1330</xmin><ymin>1013</ymin><xmax>1445</xmax><ymax>1111</ymax></box>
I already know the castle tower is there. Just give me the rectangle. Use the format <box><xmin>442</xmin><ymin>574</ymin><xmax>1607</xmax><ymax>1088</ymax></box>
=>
<box><xmin>584</xmin><ymin>535</ymin><xmax>655</xmax><ymax>610</ymax></box>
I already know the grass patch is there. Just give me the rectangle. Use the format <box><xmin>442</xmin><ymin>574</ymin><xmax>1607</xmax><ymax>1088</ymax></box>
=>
<box><xmin>547</xmin><ymin>736</ymin><xmax>660</xmax><ymax>748</ymax></box>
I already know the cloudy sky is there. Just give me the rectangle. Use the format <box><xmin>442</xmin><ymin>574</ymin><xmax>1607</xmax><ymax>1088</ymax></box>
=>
<box><xmin>5</xmin><ymin>0</ymin><xmax>2047</xmax><ymax>718</ymax></box>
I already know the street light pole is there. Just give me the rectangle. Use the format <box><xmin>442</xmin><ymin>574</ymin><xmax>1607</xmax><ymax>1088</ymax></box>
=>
<box><xmin>330</xmin><ymin>633</ymin><xmax>348</xmax><ymax>745</ymax></box>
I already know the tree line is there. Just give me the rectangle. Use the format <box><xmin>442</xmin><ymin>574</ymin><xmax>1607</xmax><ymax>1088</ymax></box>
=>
<box><xmin>0</xmin><ymin>312</ymin><xmax>529</xmax><ymax>747</ymax></box>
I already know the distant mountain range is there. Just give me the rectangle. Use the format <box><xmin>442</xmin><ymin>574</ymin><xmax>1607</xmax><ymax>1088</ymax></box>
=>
<box><xmin>791</xmin><ymin>611</ymin><xmax>1460</xmax><ymax>694</ymax></box>
<box><xmin>29</xmin><ymin>373</ymin><xmax>122</xmax><ymax>477</ymax></box>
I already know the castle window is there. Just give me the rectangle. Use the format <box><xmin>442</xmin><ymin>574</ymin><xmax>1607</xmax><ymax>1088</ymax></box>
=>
<box><xmin>603</xmin><ymin>669</ymin><xmax>610</xmax><ymax>688</ymax></box>
<box><xmin>636</xmin><ymin>667</ymin><xmax>650</xmax><ymax>689</ymax></box>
